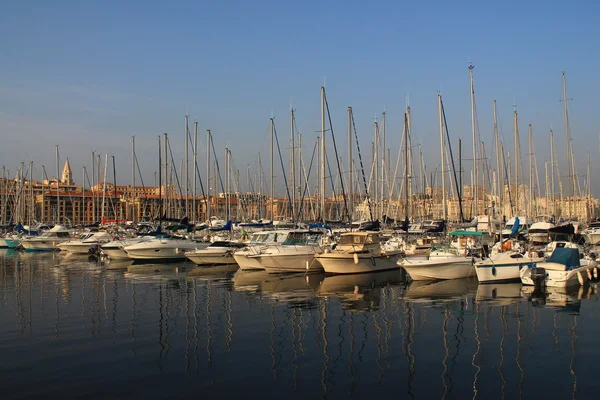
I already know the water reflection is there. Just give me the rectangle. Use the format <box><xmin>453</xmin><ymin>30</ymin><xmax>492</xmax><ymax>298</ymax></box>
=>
<box><xmin>0</xmin><ymin>253</ymin><xmax>599</xmax><ymax>399</ymax></box>
<box><xmin>318</xmin><ymin>269</ymin><xmax>403</xmax><ymax>312</ymax></box>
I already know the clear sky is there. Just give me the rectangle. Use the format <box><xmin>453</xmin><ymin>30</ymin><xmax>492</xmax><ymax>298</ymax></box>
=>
<box><xmin>1</xmin><ymin>0</ymin><xmax>599</xmax><ymax>196</ymax></box>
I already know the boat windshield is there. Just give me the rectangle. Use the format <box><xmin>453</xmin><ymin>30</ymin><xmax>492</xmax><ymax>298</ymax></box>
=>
<box><xmin>338</xmin><ymin>234</ymin><xmax>377</xmax><ymax>246</ymax></box>
<box><xmin>282</xmin><ymin>232</ymin><xmax>321</xmax><ymax>245</ymax></box>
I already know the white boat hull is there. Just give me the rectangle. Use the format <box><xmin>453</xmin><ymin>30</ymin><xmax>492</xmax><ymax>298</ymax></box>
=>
<box><xmin>100</xmin><ymin>246</ymin><xmax>131</xmax><ymax>260</ymax></box>
<box><xmin>317</xmin><ymin>253</ymin><xmax>399</xmax><ymax>274</ymax></box>
<box><xmin>585</xmin><ymin>232</ymin><xmax>600</xmax><ymax>245</ymax></box>
<box><xmin>520</xmin><ymin>262</ymin><xmax>599</xmax><ymax>288</ymax></box>
<box><xmin>20</xmin><ymin>239</ymin><xmax>66</xmax><ymax>252</ymax></box>
<box><xmin>400</xmin><ymin>258</ymin><xmax>475</xmax><ymax>281</ymax></box>
<box><xmin>233</xmin><ymin>252</ymin><xmax>265</xmax><ymax>270</ymax></box>
<box><xmin>124</xmin><ymin>240</ymin><xmax>203</xmax><ymax>261</ymax></box>
<box><xmin>258</xmin><ymin>252</ymin><xmax>323</xmax><ymax>273</ymax></box>
<box><xmin>186</xmin><ymin>251</ymin><xmax>237</xmax><ymax>265</ymax></box>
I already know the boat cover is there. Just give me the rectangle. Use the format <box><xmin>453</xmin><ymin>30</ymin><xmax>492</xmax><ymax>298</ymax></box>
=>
<box><xmin>547</xmin><ymin>247</ymin><xmax>580</xmax><ymax>267</ymax></box>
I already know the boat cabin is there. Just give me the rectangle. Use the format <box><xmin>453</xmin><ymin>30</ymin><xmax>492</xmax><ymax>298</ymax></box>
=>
<box><xmin>334</xmin><ymin>232</ymin><xmax>381</xmax><ymax>254</ymax></box>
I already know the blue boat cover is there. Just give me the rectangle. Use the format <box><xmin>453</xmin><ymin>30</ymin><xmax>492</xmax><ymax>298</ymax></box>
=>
<box><xmin>510</xmin><ymin>217</ymin><xmax>520</xmax><ymax>237</ymax></box>
<box><xmin>548</xmin><ymin>247</ymin><xmax>580</xmax><ymax>267</ymax></box>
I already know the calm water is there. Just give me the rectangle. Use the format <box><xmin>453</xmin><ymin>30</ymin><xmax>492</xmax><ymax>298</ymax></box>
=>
<box><xmin>1</xmin><ymin>250</ymin><xmax>600</xmax><ymax>399</ymax></box>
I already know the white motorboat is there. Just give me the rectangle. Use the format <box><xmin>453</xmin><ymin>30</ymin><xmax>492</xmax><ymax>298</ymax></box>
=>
<box><xmin>583</xmin><ymin>221</ymin><xmax>600</xmax><ymax>245</ymax></box>
<box><xmin>316</xmin><ymin>231</ymin><xmax>400</xmax><ymax>274</ymax></box>
<box><xmin>185</xmin><ymin>241</ymin><xmax>246</xmax><ymax>266</ymax></box>
<box><xmin>528</xmin><ymin>219</ymin><xmax>555</xmax><ymax>244</ymax></box>
<box><xmin>475</xmin><ymin>250</ymin><xmax>543</xmax><ymax>283</ymax></box>
<box><xmin>19</xmin><ymin>225</ymin><xmax>74</xmax><ymax>251</ymax></box>
<box><xmin>253</xmin><ymin>230</ymin><xmax>325</xmax><ymax>273</ymax></box>
<box><xmin>100</xmin><ymin>236</ymin><xmax>149</xmax><ymax>260</ymax></box>
<box><xmin>501</xmin><ymin>216</ymin><xmax>531</xmax><ymax>237</ymax></box>
<box><xmin>123</xmin><ymin>235</ymin><xmax>206</xmax><ymax>261</ymax></box>
<box><xmin>0</xmin><ymin>235</ymin><xmax>21</xmax><ymax>249</ymax></box>
<box><xmin>398</xmin><ymin>243</ymin><xmax>475</xmax><ymax>281</ymax></box>
<box><xmin>543</xmin><ymin>240</ymin><xmax>580</xmax><ymax>258</ymax></box>
<box><xmin>232</xmin><ymin>230</ymin><xmax>291</xmax><ymax>270</ymax></box>
<box><xmin>520</xmin><ymin>247</ymin><xmax>599</xmax><ymax>288</ymax></box>
<box><xmin>57</xmin><ymin>230</ymin><xmax>113</xmax><ymax>254</ymax></box>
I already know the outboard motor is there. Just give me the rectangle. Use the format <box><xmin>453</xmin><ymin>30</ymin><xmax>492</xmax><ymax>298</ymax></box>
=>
<box><xmin>482</xmin><ymin>244</ymin><xmax>489</xmax><ymax>259</ymax></box>
<box><xmin>88</xmin><ymin>244</ymin><xmax>101</xmax><ymax>263</ymax></box>
<box><xmin>530</xmin><ymin>267</ymin><xmax>547</xmax><ymax>292</ymax></box>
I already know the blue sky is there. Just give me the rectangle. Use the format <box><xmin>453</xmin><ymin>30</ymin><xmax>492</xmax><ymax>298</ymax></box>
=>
<box><xmin>1</xmin><ymin>0</ymin><xmax>599</xmax><ymax>196</ymax></box>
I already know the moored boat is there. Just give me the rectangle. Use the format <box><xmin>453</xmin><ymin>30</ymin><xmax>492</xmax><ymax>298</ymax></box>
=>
<box><xmin>316</xmin><ymin>231</ymin><xmax>400</xmax><ymax>274</ymax></box>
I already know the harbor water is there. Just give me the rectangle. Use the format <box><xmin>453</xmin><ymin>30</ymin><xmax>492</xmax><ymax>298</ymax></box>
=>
<box><xmin>1</xmin><ymin>249</ymin><xmax>599</xmax><ymax>399</ymax></box>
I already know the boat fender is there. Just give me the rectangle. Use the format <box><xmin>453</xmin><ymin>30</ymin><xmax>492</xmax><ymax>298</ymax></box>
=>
<box><xmin>594</xmin><ymin>268</ymin><xmax>599</xmax><ymax>280</ymax></box>
<box><xmin>577</xmin><ymin>271</ymin><xmax>584</xmax><ymax>285</ymax></box>
<box><xmin>353</xmin><ymin>253</ymin><xmax>359</xmax><ymax>264</ymax></box>
<box><xmin>371</xmin><ymin>256</ymin><xmax>376</xmax><ymax>266</ymax></box>
<box><xmin>305</xmin><ymin>260</ymin><xmax>310</xmax><ymax>270</ymax></box>
<box><xmin>587</xmin><ymin>269</ymin><xmax>593</xmax><ymax>281</ymax></box>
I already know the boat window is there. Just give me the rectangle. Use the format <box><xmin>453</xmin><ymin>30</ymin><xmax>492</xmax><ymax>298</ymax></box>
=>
<box><xmin>56</xmin><ymin>232</ymin><xmax>70</xmax><ymax>238</ymax></box>
<box><xmin>509</xmin><ymin>254</ymin><xmax>523</xmax><ymax>258</ymax></box>
<box><xmin>338</xmin><ymin>235</ymin><xmax>365</xmax><ymax>245</ymax></box>
<box><xmin>282</xmin><ymin>232</ymin><xmax>321</xmax><ymax>245</ymax></box>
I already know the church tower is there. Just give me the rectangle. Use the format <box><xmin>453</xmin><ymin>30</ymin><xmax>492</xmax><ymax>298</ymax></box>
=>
<box><xmin>61</xmin><ymin>159</ymin><xmax>74</xmax><ymax>185</ymax></box>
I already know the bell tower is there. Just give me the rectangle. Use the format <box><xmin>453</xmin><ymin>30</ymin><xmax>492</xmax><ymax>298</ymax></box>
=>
<box><xmin>61</xmin><ymin>158</ymin><xmax>74</xmax><ymax>185</ymax></box>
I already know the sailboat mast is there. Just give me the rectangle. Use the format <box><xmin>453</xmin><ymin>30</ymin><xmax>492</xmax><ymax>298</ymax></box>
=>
<box><xmin>270</xmin><ymin>118</ymin><xmax>275</xmax><ymax>221</ymax></box>
<box><xmin>493</xmin><ymin>100</ymin><xmax>502</xmax><ymax>218</ymax></box>
<box><xmin>193</xmin><ymin>122</ymin><xmax>198</xmax><ymax>222</ymax></box>
<box><xmin>131</xmin><ymin>135</ymin><xmax>136</xmax><ymax>223</ymax></box>
<box><xmin>290</xmin><ymin>108</ymin><xmax>296</xmax><ymax>221</ymax></box>
<box><xmin>469</xmin><ymin>64</ymin><xmax>478</xmax><ymax>217</ymax></box>
<box><xmin>206</xmin><ymin>130</ymin><xmax>211</xmax><ymax>222</ymax></box>
<box><xmin>381</xmin><ymin>111</ymin><xmax>386</xmax><ymax>221</ymax></box>
<box><xmin>513</xmin><ymin>108</ymin><xmax>519</xmax><ymax>217</ymax></box>
<box><xmin>550</xmin><ymin>129</ymin><xmax>556</xmax><ymax>217</ymax></box>
<box><xmin>320</xmin><ymin>86</ymin><xmax>326</xmax><ymax>223</ymax></box>
<box><xmin>528</xmin><ymin>124</ymin><xmax>533</xmax><ymax>220</ymax></box>
<box><xmin>438</xmin><ymin>94</ymin><xmax>447</xmax><ymax>220</ymax></box>
<box><xmin>404</xmin><ymin>112</ymin><xmax>409</xmax><ymax>221</ymax></box>
<box><xmin>562</xmin><ymin>72</ymin><xmax>572</xmax><ymax>219</ymax></box>
<box><xmin>55</xmin><ymin>145</ymin><xmax>60</xmax><ymax>224</ymax></box>
<box><xmin>348</xmin><ymin>107</ymin><xmax>353</xmax><ymax>226</ymax></box>
<box><xmin>184</xmin><ymin>115</ymin><xmax>189</xmax><ymax>218</ymax></box>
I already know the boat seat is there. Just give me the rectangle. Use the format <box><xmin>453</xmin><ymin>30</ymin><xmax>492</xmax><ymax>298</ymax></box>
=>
<box><xmin>541</xmin><ymin>262</ymin><xmax>569</xmax><ymax>271</ymax></box>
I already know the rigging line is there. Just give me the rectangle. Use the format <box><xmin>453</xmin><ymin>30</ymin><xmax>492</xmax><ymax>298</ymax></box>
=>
<box><xmin>351</xmin><ymin>112</ymin><xmax>373</xmax><ymax>221</ymax></box>
<box><xmin>324</xmin><ymin>91</ymin><xmax>349</xmax><ymax>220</ymax></box>
<box><xmin>272</xmin><ymin>123</ymin><xmax>294</xmax><ymax>217</ymax></box>
<box><xmin>501</xmin><ymin>144</ymin><xmax>514</xmax><ymax>213</ymax></box>
<box><xmin>296</xmin><ymin>139</ymin><xmax>318</xmax><ymax>222</ymax></box>
<box><xmin>166</xmin><ymin>138</ymin><xmax>183</xmax><ymax>203</ymax></box>
<box><xmin>210</xmin><ymin>136</ymin><xmax>225</xmax><ymax>193</ymax></box>
<box><xmin>441</xmin><ymin>98</ymin><xmax>465</xmax><ymax>222</ymax></box>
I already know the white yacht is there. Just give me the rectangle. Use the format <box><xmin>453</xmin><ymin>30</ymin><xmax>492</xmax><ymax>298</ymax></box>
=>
<box><xmin>398</xmin><ymin>243</ymin><xmax>475</xmax><ymax>281</ymax></box>
<box><xmin>57</xmin><ymin>230</ymin><xmax>113</xmax><ymax>254</ymax></box>
<box><xmin>232</xmin><ymin>230</ymin><xmax>291</xmax><ymax>270</ymax></box>
<box><xmin>520</xmin><ymin>247</ymin><xmax>598</xmax><ymax>288</ymax></box>
<box><xmin>316</xmin><ymin>232</ymin><xmax>400</xmax><ymax>274</ymax></box>
<box><xmin>501</xmin><ymin>217</ymin><xmax>531</xmax><ymax>237</ymax></box>
<box><xmin>582</xmin><ymin>221</ymin><xmax>600</xmax><ymax>245</ymax></box>
<box><xmin>185</xmin><ymin>241</ymin><xmax>246</xmax><ymax>266</ymax></box>
<box><xmin>252</xmin><ymin>230</ymin><xmax>325</xmax><ymax>274</ymax></box>
<box><xmin>123</xmin><ymin>235</ymin><xmax>206</xmax><ymax>261</ymax></box>
<box><xmin>100</xmin><ymin>236</ymin><xmax>149</xmax><ymax>260</ymax></box>
<box><xmin>528</xmin><ymin>217</ymin><xmax>555</xmax><ymax>244</ymax></box>
<box><xmin>475</xmin><ymin>250</ymin><xmax>542</xmax><ymax>283</ymax></box>
<box><xmin>19</xmin><ymin>225</ymin><xmax>73</xmax><ymax>251</ymax></box>
<box><xmin>543</xmin><ymin>240</ymin><xmax>580</xmax><ymax>258</ymax></box>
